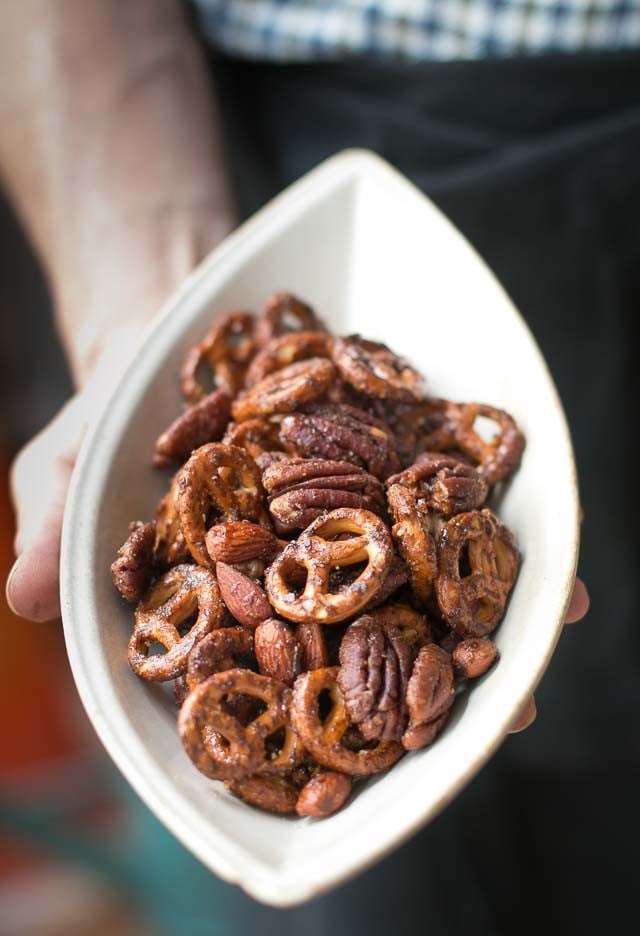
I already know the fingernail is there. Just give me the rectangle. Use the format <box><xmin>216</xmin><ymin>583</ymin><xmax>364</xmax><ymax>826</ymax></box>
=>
<box><xmin>508</xmin><ymin>696</ymin><xmax>537</xmax><ymax>734</ymax></box>
<box><xmin>5</xmin><ymin>557</ymin><xmax>22</xmax><ymax>616</ymax></box>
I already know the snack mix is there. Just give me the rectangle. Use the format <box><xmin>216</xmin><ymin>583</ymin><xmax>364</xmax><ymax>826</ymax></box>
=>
<box><xmin>112</xmin><ymin>292</ymin><xmax>524</xmax><ymax>818</ymax></box>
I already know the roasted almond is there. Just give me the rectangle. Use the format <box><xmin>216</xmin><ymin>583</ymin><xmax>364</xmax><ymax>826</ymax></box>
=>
<box><xmin>254</xmin><ymin>618</ymin><xmax>303</xmax><ymax>686</ymax></box>
<box><xmin>205</xmin><ymin>521</ymin><xmax>279</xmax><ymax>564</ymax></box>
<box><xmin>216</xmin><ymin>561</ymin><xmax>273</xmax><ymax>629</ymax></box>
<box><xmin>452</xmin><ymin>638</ymin><xmax>499</xmax><ymax>679</ymax></box>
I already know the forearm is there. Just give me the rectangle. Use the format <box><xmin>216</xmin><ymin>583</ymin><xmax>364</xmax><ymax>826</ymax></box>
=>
<box><xmin>0</xmin><ymin>0</ymin><xmax>233</xmax><ymax>383</ymax></box>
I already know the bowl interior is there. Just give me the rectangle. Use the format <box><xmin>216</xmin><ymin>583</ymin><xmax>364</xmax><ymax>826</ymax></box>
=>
<box><xmin>61</xmin><ymin>151</ymin><xmax>578</xmax><ymax>906</ymax></box>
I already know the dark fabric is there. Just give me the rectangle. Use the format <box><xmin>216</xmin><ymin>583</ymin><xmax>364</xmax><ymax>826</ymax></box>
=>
<box><xmin>206</xmin><ymin>50</ymin><xmax>640</xmax><ymax>934</ymax></box>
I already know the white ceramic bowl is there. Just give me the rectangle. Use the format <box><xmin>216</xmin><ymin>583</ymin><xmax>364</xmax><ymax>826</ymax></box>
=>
<box><xmin>61</xmin><ymin>150</ymin><xmax>579</xmax><ymax>907</ymax></box>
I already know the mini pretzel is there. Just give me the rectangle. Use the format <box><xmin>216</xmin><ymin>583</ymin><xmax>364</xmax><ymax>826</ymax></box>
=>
<box><xmin>185</xmin><ymin>627</ymin><xmax>255</xmax><ymax>692</ymax></box>
<box><xmin>387</xmin><ymin>452</ymin><xmax>488</xmax><ymax>517</ymax></box>
<box><xmin>290</xmin><ymin>667</ymin><xmax>403</xmax><ymax>775</ymax></box>
<box><xmin>153</xmin><ymin>476</ymin><xmax>190</xmax><ymax>568</ymax></box>
<box><xmin>128</xmin><ymin>565</ymin><xmax>224</xmax><ymax>681</ymax></box>
<box><xmin>177</xmin><ymin>669</ymin><xmax>301</xmax><ymax>781</ymax></box>
<box><xmin>265</xmin><ymin>508</ymin><xmax>393</xmax><ymax>625</ymax></box>
<box><xmin>449</xmin><ymin>403</ymin><xmax>525</xmax><ymax>485</ymax></box>
<box><xmin>435</xmin><ymin>508</ymin><xmax>519</xmax><ymax>636</ymax></box>
<box><xmin>386</xmin><ymin>483</ymin><xmax>438</xmax><ymax>603</ymax></box>
<box><xmin>175</xmin><ymin>443</ymin><xmax>268</xmax><ymax>566</ymax></box>
<box><xmin>334</xmin><ymin>335</ymin><xmax>423</xmax><ymax>402</ymax></box>
<box><xmin>256</xmin><ymin>292</ymin><xmax>326</xmax><ymax>346</ymax></box>
<box><xmin>231</xmin><ymin>358</ymin><xmax>336</xmax><ymax>422</ymax></box>
<box><xmin>222</xmin><ymin>418</ymin><xmax>286</xmax><ymax>460</ymax></box>
<box><xmin>245</xmin><ymin>331</ymin><xmax>335</xmax><ymax>387</ymax></box>
<box><xmin>181</xmin><ymin>311</ymin><xmax>257</xmax><ymax>403</ymax></box>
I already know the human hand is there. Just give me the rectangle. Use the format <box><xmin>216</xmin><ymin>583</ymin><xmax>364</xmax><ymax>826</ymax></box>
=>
<box><xmin>508</xmin><ymin>576</ymin><xmax>589</xmax><ymax>732</ymax></box>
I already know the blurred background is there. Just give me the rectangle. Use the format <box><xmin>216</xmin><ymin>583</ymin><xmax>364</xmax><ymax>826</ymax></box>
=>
<box><xmin>1</xmin><ymin>47</ymin><xmax>639</xmax><ymax>936</ymax></box>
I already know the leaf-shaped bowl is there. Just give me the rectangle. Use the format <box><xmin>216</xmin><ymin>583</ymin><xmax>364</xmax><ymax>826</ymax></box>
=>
<box><xmin>61</xmin><ymin>150</ymin><xmax>579</xmax><ymax>906</ymax></box>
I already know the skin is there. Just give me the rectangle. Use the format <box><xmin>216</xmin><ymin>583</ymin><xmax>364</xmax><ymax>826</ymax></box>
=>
<box><xmin>0</xmin><ymin>1</ymin><xmax>589</xmax><ymax>734</ymax></box>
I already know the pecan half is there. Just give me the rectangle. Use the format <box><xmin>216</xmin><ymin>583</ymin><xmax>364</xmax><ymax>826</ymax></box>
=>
<box><xmin>152</xmin><ymin>390</ymin><xmax>231</xmax><ymax>469</ymax></box>
<box><xmin>205</xmin><ymin>521</ymin><xmax>279</xmax><ymax>564</ymax></box>
<box><xmin>216</xmin><ymin>562</ymin><xmax>273</xmax><ymax>629</ymax></box>
<box><xmin>263</xmin><ymin>457</ymin><xmax>386</xmax><ymax>533</ymax></box>
<box><xmin>111</xmin><ymin>521</ymin><xmax>156</xmax><ymax>602</ymax></box>
<box><xmin>231</xmin><ymin>358</ymin><xmax>336</xmax><ymax>422</ymax></box>
<box><xmin>404</xmin><ymin>644</ymin><xmax>455</xmax><ymax>736</ymax></box>
<box><xmin>338</xmin><ymin>615</ymin><xmax>413</xmax><ymax>742</ymax></box>
<box><xmin>279</xmin><ymin>403</ymin><xmax>401</xmax><ymax>481</ymax></box>
<box><xmin>254</xmin><ymin>618</ymin><xmax>303</xmax><ymax>686</ymax></box>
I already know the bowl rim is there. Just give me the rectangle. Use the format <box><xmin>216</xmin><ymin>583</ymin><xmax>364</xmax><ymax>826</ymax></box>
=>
<box><xmin>60</xmin><ymin>148</ymin><xmax>580</xmax><ymax>905</ymax></box>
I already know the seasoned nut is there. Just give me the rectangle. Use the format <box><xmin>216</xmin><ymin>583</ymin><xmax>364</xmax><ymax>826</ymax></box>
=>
<box><xmin>402</xmin><ymin>708</ymin><xmax>451</xmax><ymax>751</ymax></box>
<box><xmin>387</xmin><ymin>452</ymin><xmax>488</xmax><ymax>517</ymax></box>
<box><xmin>226</xmin><ymin>774</ymin><xmax>300</xmax><ymax>814</ymax></box>
<box><xmin>111</xmin><ymin>521</ymin><xmax>156</xmax><ymax>602</ymax></box>
<box><xmin>254</xmin><ymin>618</ymin><xmax>303</xmax><ymax>686</ymax></box>
<box><xmin>367</xmin><ymin>603</ymin><xmax>432</xmax><ymax>654</ymax></box>
<box><xmin>222</xmin><ymin>418</ymin><xmax>286</xmax><ymax>460</ymax></box>
<box><xmin>280</xmin><ymin>403</ymin><xmax>401</xmax><ymax>480</ymax></box>
<box><xmin>205</xmin><ymin>521</ymin><xmax>279</xmax><ymax>564</ymax></box>
<box><xmin>296</xmin><ymin>771</ymin><xmax>352</xmax><ymax>818</ymax></box>
<box><xmin>405</xmin><ymin>644</ymin><xmax>455</xmax><ymax>728</ymax></box>
<box><xmin>231</xmin><ymin>358</ymin><xmax>336</xmax><ymax>422</ymax></box>
<box><xmin>297</xmin><ymin>621</ymin><xmax>328</xmax><ymax>670</ymax></box>
<box><xmin>216</xmin><ymin>562</ymin><xmax>273</xmax><ymax>629</ymax></box>
<box><xmin>264</xmin><ymin>457</ymin><xmax>386</xmax><ymax>532</ymax></box>
<box><xmin>152</xmin><ymin>390</ymin><xmax>231</xmax><ymax>469</ymax></box>
<box><xmin>338</xmin><ymin>615</ymin><xmax>413</xmax><ymax>742</ymax></box>
<box><xmin>334</xmin><ymin>335</ymin><xmax>424</xmax><ymax>402</ymax></box>
<box><xmin>452</xmin><ymin>638</ymin><xmax>499</xmax><ymax>678</ymax></box>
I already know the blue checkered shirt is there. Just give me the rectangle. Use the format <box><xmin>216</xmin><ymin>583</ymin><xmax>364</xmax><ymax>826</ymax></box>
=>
<box><xmin>190</xmin><ymin>0</ymin><xmax>640</xmax><ymax>61</ymax></box>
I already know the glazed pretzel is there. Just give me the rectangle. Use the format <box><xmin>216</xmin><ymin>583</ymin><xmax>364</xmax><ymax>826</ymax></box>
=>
<box><xmin>153</xmin><ymin>475</ymin><xmax>190</xmax><ymax>568</ymax></box>
<box><xmin>255</xmin><ymin>292</ymin><xmax>326</xmax><ymax>346</ymax></box>
<box><xmin>290</xmin><ymin>667</ymin><xmax>403</xmax><ymax>775</ymax></box>
<box><xmin>245</xmin><ymin>331</ymin><xmax>335</xmax><ymax>387</ymax></box>
<box><xmin>222</xmin><ymin>418</ymin><xmax>286</xmax><ymax>460</ymax></box>
<box><xmin>231</xmin><ymin>358</ymin><xmax>336</xmax><ymax>422</ymax></box>
<box><xmin>449</xmin><ymin>403</ymin><xmax>525</xmax><ymax>486</ymax></box>
<box><xmin>435</xmin><ymin>508</ymin><xmax>519</xmax><ymax>636</ymax></box>
<box><xmin>177</xmin><ymin>669</ymin><xmax>301</xmax><ymax>781</ymax></box>
<box><xmin>185</xmin><ymin>626</ymin><xmax>255</xmax><ymax>692</ymax></box>
<box><xmin>175</xmin><ymin>443</ymin><xmax>268</xmax><ymax>566</ymax></box>
<box><xmin>128</xmin><ymin>565</ymin><xmax>224</xmax><ymax>681</ymax></box>
<box><xmin>265</xmin><ymin>508</ymin><xmax>393</xmax><ymax>625</ymax></box>
<box><xmin>181</xmin><ymin>311</ymin><xmax>257</xmax><ymax>403</ymax></box>
<box><xmin>334</xmin><ymin>335</ymin><xmax>423</xmax><ymax>402</ymax></box>
<box><xmin>386</xmin><ymin>483</ymin><xmax>438</xmax><ymax>603</ymax></box>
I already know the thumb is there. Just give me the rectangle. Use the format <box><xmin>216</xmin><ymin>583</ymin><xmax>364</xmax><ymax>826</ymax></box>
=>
<box><xmin>6</xmin><ymin>395</ymin><xmax>86</xmax><ymax>622</ymax></box>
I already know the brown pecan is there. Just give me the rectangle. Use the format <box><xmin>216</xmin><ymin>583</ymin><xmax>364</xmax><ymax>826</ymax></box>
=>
<box><xmin>387</xmin><ymin>452</ymin><xmax>488</xmax><ymax>517</ymax></box>
<box><xmin>297</xmin><ymin>621</ymin><xmax>328</xmax><ymax>670</ymax></box>
<box><xmin>338</xmin><ymin>615</ymin><xmax>413</xmax><ymax>742</ymax></box>
<box><xmin>452</xmin><ymin>638</ymin><xmax>499</xmax><ymax>678</ymax></box>
<box><xmin>222</xmin><ymin>417</ymin><xmax>287</xmax><ymax>460</ymax></box>
<box><xmin>402</xmin><ymin>708</ymin><xmax>451</xmax><ymax>751</ymax></box>
<box><xmin>367</xmin><ymin>603</ymin><xmax>432</xmax><ymax>655</ymax></box>
<box><xmin>216</xmin><ymin>561</ymin><xmax>273</xmax><ymax>629</ymax></box>
<box><xmin>263</xmin><ymin>457</ymin><xmax>386</xmax><ymax>533</ymax></box>
<box><xmin>296</xmin><ymin>771</ymin><xmax>352</xmax><ymax>818</ymax></box>
<box><xmin>205</xmin><ymin>521</ymin><xmax>279</xmax><ymax>565</ymax></box>
<box><xmin>405</xmin><ymin>644</ymin><xmax>455</xmax><ymax>730</ymax></box>
<box><xmin>255</xmin><ymin>292</ymin><xmax>327</xmax><ymax>347</ymax></box>
<box><xmin>334</xmin><ymin>335</ymin><xmax>424</xmax><ymax>402</ymax></box>
<box><xmin>279</xmin><ymin>403</ymin><xmax>401</xmax><ymax>481</ymax></box>
<box><xmin>111</xmin><ymin>521</ymin><xmax>156</xmax><ymax>602</ymax></box>
<box><xmin>152</xmin><ymin>390</ymin><xmax>231</xmax><ymax>469</ymax></box>
<box><xmin>254</xmin><ymin>618</ymin><xmax>303</xmax><ymax>686</ymax></box>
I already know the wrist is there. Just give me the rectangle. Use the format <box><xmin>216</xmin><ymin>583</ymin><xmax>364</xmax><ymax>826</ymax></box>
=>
<box><xmin>55</xmin><ymin>202</ymin><xmax>234</xmax><ymax>386</ymax></box>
